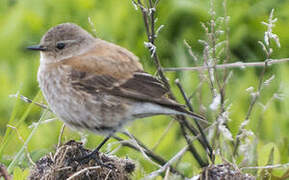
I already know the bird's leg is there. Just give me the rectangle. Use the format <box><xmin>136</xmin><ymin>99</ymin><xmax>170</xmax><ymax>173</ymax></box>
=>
<box><xmin>75</xmin><ymin>134</ymin><xmax>112</xmax><ymax>168</ymax></box>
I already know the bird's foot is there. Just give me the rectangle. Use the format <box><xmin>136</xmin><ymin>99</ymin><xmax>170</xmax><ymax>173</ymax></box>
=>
<box><xmin>74</xmin><ymin>150</ymin><xmax>115</xmax><ymax>169</ymax></box>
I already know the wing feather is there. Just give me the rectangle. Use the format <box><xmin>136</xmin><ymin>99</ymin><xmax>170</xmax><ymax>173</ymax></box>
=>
<box><xmin>61</xmin><ymin>40</ymin><xmax>201</xmax><ymax>117</ymax></box>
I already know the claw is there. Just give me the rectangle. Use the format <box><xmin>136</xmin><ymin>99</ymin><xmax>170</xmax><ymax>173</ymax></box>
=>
<box><xmin>74</xmin><ymin>151</ymin><xmax>115</xmax><ymax>170</ymax></box>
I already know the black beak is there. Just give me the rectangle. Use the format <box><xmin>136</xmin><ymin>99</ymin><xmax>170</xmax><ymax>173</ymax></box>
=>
<box><xmin>27</xmin><ymin>45</ymin><xmax>47</xmax><ymax>51</ymax></box>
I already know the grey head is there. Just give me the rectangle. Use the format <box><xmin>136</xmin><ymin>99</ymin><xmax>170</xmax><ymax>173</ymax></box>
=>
<box><xmin>28</xmin><ymin>23</ymin><xmax>95</xmax><ymax>63</ymax></box>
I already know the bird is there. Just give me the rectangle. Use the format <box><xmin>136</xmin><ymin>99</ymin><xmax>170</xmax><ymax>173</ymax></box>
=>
<box><xmin>27</xmin><ymin>23</ymin><xmax>205</xmax><ymax>158</ymax></box>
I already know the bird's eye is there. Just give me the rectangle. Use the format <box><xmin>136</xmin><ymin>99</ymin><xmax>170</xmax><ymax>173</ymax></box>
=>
<box><xmin>56</xmin><ymin>42</ymin><xmax>65</xmax><ymax>50</ymax></box>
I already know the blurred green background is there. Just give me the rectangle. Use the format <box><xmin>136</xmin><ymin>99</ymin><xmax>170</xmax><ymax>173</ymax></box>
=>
<box><xmin>0</xmin><ymin>0</ymin><xmax>288</xmax><ymax>178</ymax></box>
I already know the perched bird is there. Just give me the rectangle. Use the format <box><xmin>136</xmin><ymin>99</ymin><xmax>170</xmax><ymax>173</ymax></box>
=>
<box><xmin>28</xmin><ymin>23</ymin><xmax>205</xmax><ymax>154</ymax></box>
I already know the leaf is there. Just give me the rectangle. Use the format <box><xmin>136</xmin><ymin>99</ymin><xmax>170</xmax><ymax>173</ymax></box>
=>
<box><xmin>258</xmin><ymin>143</ymin><xmax>281</xmax><ymax>180</ymax></box>
<box><xmin>12</xmin><ymin>167</ymin><xmax>29</xmax><ymax>180</ymax></box>
<box><xmin>258</xmin><ymin>143</ymin><xmax>280</xmax><ymax>167</ymax></box>
<box><xmin>259</xmin><ymin>147</ymin><xmax>274</xmax><ymax>180</ymax></box>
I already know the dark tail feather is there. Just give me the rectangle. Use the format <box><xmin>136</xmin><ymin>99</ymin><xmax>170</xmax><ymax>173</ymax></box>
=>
<box><xmin>166</xmin><ymin>103</ymin><xmax>207</xmax><ymax>122</ymax></box>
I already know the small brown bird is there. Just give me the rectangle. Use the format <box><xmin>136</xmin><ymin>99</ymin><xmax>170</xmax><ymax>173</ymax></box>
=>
<box><xmin>28</xmin><ymin>23</ymin><xmax>204</xmax><ymax>154</ymax></box>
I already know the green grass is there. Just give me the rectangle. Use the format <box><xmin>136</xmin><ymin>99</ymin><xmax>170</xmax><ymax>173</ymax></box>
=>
<box><xmin>0</xmin><ymin>0</ymin><xmax>289</xmax><ymax>179</ymax></box>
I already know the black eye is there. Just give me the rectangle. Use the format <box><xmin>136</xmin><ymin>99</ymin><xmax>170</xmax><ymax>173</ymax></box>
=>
<box><xmin>56</xmin><ymin>42</ymin><xmax>65</xmax><ymax>50</ymax></box>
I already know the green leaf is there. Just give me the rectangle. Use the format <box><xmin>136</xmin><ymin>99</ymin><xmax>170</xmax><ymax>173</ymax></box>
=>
<box><xmin>13</xmin><ymin>167</ymin><xmax>29</xmax><ymax>180</ymax></box>
<box><xmin>258</xmin><ymin>143</ymin><xmax>280</xmax><ymax>167</ymax></box>
<box><xmin>258</xmin><ymin>143</ymin><xmax>281</xmax><ymax>180</ymax></box>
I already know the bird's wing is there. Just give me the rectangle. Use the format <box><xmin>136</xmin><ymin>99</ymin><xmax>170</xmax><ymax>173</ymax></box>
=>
<box><xmin>61</xmin><ymin>40</ymin><xmax>187</xmax><ymax>110</ymax></box>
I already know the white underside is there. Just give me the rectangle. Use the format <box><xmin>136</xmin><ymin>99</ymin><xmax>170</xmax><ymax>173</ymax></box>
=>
<box><xmin>131</xmin><ymin>102</ymin><xmax>182</xmax><ymax>118</ymax></box>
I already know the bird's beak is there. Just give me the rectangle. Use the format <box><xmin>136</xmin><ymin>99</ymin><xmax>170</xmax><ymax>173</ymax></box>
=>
<box><xmin>27</xmin><ymin>45</ymin><xmax>47</xmax><ymax>51</ymax></box>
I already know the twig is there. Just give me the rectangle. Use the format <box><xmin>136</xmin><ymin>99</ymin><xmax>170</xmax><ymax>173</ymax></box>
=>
<box><xmin>7</xmin><ymin>110</ymin><xmax>49</xmax><ymax>172</ymax></box>
<box><xmin>240</xmin><ymin>162</ymin><xmax>289</xmax><ymax>170</ymax></box>
<box><xmin>152</xmin><ymin>119</ymin><xmax>175</xmax><ymax>151</ymax></box>
<box><xmin>234</xmin><ymin>9</ymin><xmax>279</xmax><ymax>156</ymax></box>
<box><xmin>66</xmin><ymin>166</ymin><xmax>101</xmax><ymax>180</ymax></box>
<box><xmin>233</xmin><ymin>60</ymin><xmax>269</xmax><ymax>156</ymax></box>
<box><xmin>220</xmin><ymin>0</ymin><xmax>231</xmax><ymax>113</ymax></box>
<box><xmin>104</xmin><ymin>169</ymin><xmax>112</xmax><ymax>180</ymax></box>
<box><xmin>6</xmin><ymin>125</ymin><xmax>35</xmax><ymax>166</ymax></box>
<box><xmin>28</xmin><ymin>118</ymin><xmax>57</xmax><ymax>128</ymax></box>
<box><xmin>9</xmin><ymin>93</ymin><xmax>51</xmax><ymax>111</ymax></box>
<box><xmin>164</xmin><ymin>166</ymin><xmax>170</xmax><ymax>180</ymax></box>
<box><xmin>201</xmin><ymin>41</ymin><xmax>216</xmax><ymax>97</ymax></box>
<box><xmin>125</xmin><ymin>131</ymin><xmax>161</xmax><ymax>167</ymax></box>
<box><xmin>186</xmin><ymin>121</ymin><xmax>218</xmax><ymax>143</ymax></box>
<box><xmin>107</xmin><ymin>142</ymin><xmax>123</xmax><ymax>155</ymax></box>
<box><xmin>146</xmin><ymin>145</ymin><xmax>188</xmax><ymax>179</ymax></box>
<box><xmin>175</xmin><ymin>79</ymin><xmax>214</xmax><ymax>161</ymax></box>
<box><xmin>208</xmin><ymin>0</ymin><xmax>223</xmax><ymax>98</ymax></box>
<box><xmin>57</xmin><ymin>124</ymin><xmax>66</xmax><ymax>149</ymax></box>
<box><xmin>179</xmin><ymin>123</ymin><xmax>207</xmax><ymax>167</ymax></box>
<box><xmin>163</xmin><ymin>58</ymin><xmax>289</xmax><ymax>72</ymax></box>
<box><xmin>112</xmin><ymin>135</ymin><xmax>185</xmax><ymax>178</ymax></box>
<box><xmin>56</xmin><ymin>166</ymin><xmax>73</xmax><ymax>172</ymax></box>
<box><xmin>137</xmin><ymin>0</ymin><xmax>171</xmax><ymax>90</ymax></box>
<box><xmin>135</xmin><ymin>0</ymin><xmax>209</xmax><ymax>165</ymax></box>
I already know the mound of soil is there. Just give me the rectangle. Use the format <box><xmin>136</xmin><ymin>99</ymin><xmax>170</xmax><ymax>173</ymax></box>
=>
<box><xmin>199</xmin><ymin>163</ymin><xmax>255</xmax><ymax>180</ymax></box>
<box><xmin>29</xmin><ymin>140</ymin><xmax>135</xmax><ymax>180</ymax></box>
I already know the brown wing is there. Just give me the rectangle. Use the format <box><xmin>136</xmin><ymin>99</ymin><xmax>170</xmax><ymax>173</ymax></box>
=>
<box><xmin>70</xmin><ymin>69</ymin><xmax>179</xmax><ymax>106</ymax></box>
<box><xmin>120</xmin><ymin>72</ymin><xmax>168</xmax><ymax>98</ymax></box>
<box><xmin>60</xmin><ymin>39</ymin><xmax>196</xmax><ymax>116</ymax></box>
<box><xmin>70</xmin><ymin>70</ymin><xmax>208</xmax><ymax>121</ymax></box>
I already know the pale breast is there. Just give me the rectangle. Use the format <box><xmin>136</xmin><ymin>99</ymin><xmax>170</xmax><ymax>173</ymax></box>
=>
<box><xmin>37</xmin><ymin>64</ymin><xmax>133</xmax><ymax>134</ymax></box>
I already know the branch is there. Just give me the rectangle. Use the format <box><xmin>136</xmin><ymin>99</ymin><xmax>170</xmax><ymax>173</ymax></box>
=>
<box><xmin>66</xmin><ymin>166</ymin><xmax>101</xmax><ymax>180</ymax></box>
<box><xmin>233</xmin><ymin>59</ymin><xmax>269</xmax><ymax>156</ymax></box>
<box><xmin>233</xmin><ymin>9</ymin><xmax>280</xmax><ymax>155</ymax></box>
<box><xmin>163</xmin><ymin>58</ymin><xmax>289</xmax><ymax>72</ymax></box>
<box><xmin>135</xmin><ymin>0</ymin><xmax>211</xmax><ymax>165</ymax></box>
<box><xmin>179</xmin><ymin>123</ymin><xmax>207</xmax><ymax>167</ymax></box>
<box><xmin>146</xmin><ymin>145</ymin><xmax>188</xmax><ymax>179</ymax></box>
<box><xmin>9</xmin><ymin>93</ymin><xmax>51</xmax><ymax>111</ymax></box>
<box><xmin>240</xmin><ymin>162</ymin><xmax>289</xmax><ymax>170</ymax></box>
<box><xmin>112</xmin><ymin>135</ymin><xmax>185</xmax><ymax>178</ymax></box>
<box><xmin>175</xmin><ymin>79</ymin><xmax>214</xmax><ymax>161</ymax></box>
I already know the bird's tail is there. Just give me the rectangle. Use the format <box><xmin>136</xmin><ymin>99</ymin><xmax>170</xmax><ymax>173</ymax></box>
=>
<box><xmin>171</xmin><ymin>105</ymin><xmax>207</xmax><ymax>122</ymax></box>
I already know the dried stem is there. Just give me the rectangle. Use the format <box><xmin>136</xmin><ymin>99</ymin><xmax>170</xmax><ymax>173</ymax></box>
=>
<box><xmin>233</xmin><ymin>60</ymin><xmax>269</xmax><ymax>156</ymax></box>
<box><xmin>57</xmin><ymin>124</ymin><xmax>66</xmax><ymax>149</ymax></box>
<box><xmin>66</xmin><ymin>166</ymin><xmax>101</xmax><ymax>180</ymax></box>
<box><xmin>9</xmin><ymin>93</ymin><xmax>51</xmax><ymax>111</ymax></box>
<box><xmin>163</xmin><ymin>58</ymin><xmax>289</xmax><ymax>72</ymax></box>
<box><xmin>112</xmin><ymin>135</ymin><xmax>185</xmax><ymax>178</ymax></box>
<box><xmin>220</xmin><ymin>0</ymin><xmax>231</xmax><ymax>113</ymax></box>
<box><xmin>6</xmin><ymin>125</ymin><xmax>35</xmax><ymax>166</ymax></box>
<box><xmin>125</xmin><ymin>131</ymin><xmax>161</xmax><ymax>167</ymax></box>
<box><xmin>175</xmin><ymin>79</ymin><xmax>214</xmax><ymax>161</ymax></box>
<box><xmin>179</xmin><ymin>123</ymin><xmax>207</xmax><ymax>167</ymax></box>
<box><xmin>152</xmin><ymin>119</ymin><xmax>174</xmax><ymax>151</ymax></box>
<box><xmin>209</xmin><ymin>0</ymin><xmax>223</xmax><ymax>95</ymax></box>
<box><xmin>7</xmin><ymin>110</ymin><xmax>49</xmax><ymax>172</ymax></box>
<box><xmin>234</xmin><ymin>9</ymin><xmax>278</xmax><ymax>155</ymax></box>
<box><xmin>137</xmin><ymin>0</ymin><xmax>171</xmax><ymax>91</ymax></box>
<box><xmin>135</xmin><ymin>0</ymin><xmax>211</xmax><ymax>165</ymax></box>
<box><xmin>147</xmin><ymin>145</ymin><xmax>188</xmax><ymax>179</ymax></box>
<box><xmin>240</xmin><ymin>162</ymin><xmax>289</xmax><ymax>170</ymax></box>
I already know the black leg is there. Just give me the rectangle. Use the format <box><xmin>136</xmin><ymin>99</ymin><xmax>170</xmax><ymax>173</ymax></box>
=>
<box><xmin>76</xmin><ymin>134</ymin><xmax>112</xmax><ymax>164</ymax></box>
<box><xmin>92</xmin><ymin>134</ymin><xmax>112</xmax><ymax>152</ymax></box>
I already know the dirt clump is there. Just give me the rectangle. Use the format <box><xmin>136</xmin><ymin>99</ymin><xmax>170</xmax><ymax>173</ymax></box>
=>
<box><xmin>199</xmin><ymin>163</ymin><xmax>255</xmax><ymax>180</ymax></box>
<box><xmin>29</xmin><ymin>140</ymin><xmax>135</xmax><ymax>180</ymax></box>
